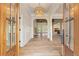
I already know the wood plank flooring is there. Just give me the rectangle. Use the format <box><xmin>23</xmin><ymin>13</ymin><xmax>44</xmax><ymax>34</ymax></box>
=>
<box><xmin>19</xmin><ymin>34</ymin><xmax>63</xmax><ymax>56</ymax></box>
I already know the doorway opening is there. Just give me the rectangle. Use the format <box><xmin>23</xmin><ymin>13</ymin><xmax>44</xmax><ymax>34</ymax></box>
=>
<box><xmin>52</xmin><ymin>19</ymin><xmax>63</xmax><ymax>44</ymax></box>
<box><xmin>33</xmin><ymin>19</ymin><xmax>48</xmax><ymax>39</ymax></box>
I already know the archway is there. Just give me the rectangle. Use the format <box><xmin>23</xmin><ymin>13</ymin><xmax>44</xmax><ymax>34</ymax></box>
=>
<box><xmin>33</xmin><ymin>19</ymin><xmax>48</xmax><ymax>39</ymax></box>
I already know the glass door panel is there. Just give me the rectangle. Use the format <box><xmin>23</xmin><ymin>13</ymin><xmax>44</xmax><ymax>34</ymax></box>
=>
<box><xmin>65</xmin><ymin>20</ymin><xmax>70</xmax><ymax>47</ymax></box>
<box><xmin>11</xmin><ymin>4</ymin><xmax>16</xmax><ymax>47</ymax></box>
<box><xmin>69</xmin><ymin>5</ymin><xmax>74</xmax><ymax>51</ymax></box>
<box><xmin>36</xmin><ymin>20</ymin><xmax>47</xmax><ymax>38</ymax></box>
<box><xmin>69</xmin><ymin>20</ymin><xmax>74</xmax><ymax>51</ymax></box>
<box><xmin>37</xmin><ymin>22</ymin><xmax>42</xmax><ymax>37</ymax></box>
<box><xmin>6</xmin><ymin>3</ymin><xmax>16</xmax><ymax>51</ymax></box>
<box><xmin>6</xmin><ymin>4</ymin><xmax>11</xmax><ymax>51</ymax></box>
<box><xmin>64</xmin><ymin>4</ymin><xmax>74</xmax><ymax>51</ymax></box>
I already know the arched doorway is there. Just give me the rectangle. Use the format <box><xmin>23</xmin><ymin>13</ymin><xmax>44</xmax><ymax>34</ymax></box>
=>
<box><xmin>33</xmin><ymin>19</ymin><xmax>48</xmax><ymax>39</ymax></box>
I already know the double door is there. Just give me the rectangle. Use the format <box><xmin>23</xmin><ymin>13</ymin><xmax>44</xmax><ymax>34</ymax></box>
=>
<box><xmin>34</xmin><ymin>19</ymin><xmax>48</xmax><ymax>39</ymax></box>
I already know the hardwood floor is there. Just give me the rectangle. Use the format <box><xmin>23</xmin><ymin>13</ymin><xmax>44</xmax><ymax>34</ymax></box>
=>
<box><xmin>19</xmin><ymin>34</ymin><xmax>63</xmax><ymax>56</ymax></box>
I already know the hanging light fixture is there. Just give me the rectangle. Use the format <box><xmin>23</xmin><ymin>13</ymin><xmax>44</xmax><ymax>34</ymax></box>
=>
<box><xmin>35</xmin><ymin>3</ymin><xmax>45</xmax><ymax>16</ymax></box>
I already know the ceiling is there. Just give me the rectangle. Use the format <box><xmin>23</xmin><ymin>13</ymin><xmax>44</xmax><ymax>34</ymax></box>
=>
<box><xmin>20</xmin><ymin>3</ymin><xmax>63</xmax><ymax>16</ymax></box>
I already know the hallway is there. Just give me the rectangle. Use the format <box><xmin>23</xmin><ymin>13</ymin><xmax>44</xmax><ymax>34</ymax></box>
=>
<box><xmin>19</xmin><ymin>35</ymin><xmax>63</xmax><ymax>56</ymax></box>
<box><xmin>1</xmin><ymin>3</ymin><xmax>79</xmax><ymax>56</ymax></box>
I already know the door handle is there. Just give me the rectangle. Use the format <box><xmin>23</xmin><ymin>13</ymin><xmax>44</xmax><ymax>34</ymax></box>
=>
<box><xmin>19</xmin><ymin>41</ymin><xmax>21</xmax><ymax>43</ymax></box>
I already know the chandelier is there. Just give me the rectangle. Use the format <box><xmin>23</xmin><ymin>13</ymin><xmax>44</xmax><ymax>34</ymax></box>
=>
<box><xmin>34</xmin><ymin>4</ymin><xmax>45</xmax><ymax>16</ymax></box>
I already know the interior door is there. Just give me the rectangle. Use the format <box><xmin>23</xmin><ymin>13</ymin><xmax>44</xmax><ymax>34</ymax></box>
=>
<box><xmin>65</xmin><ymin>4</ymin><xmax>74</xmax><ymax>51</ymax></box>
<box><xmin>69</xmin><ymin>4</ymin><xmax>74</xmax><ymax>51</ymax></box>
<box><xmin>5</xmin><ymin>3</ymin><xmax>16</xmax><ymax>55</ymax></box>
<box><xmin>36</xmin><ymin>19</ymin><xmax>47</xmax><ymax>39</ymax></box>
<box><xmin>0</xmin><ymin>3</ymin><xmax>19</xmax><ymax>56</ymax></box>
<box><xmin>64</xmin><ymin>13</ymin><xmax>74</xmax><ymax>50</ymax></box>
<box><xmin>5</xmin><ymin>3</ymin><xmax>19</xmax><ymax>56</ymax></box>
<box><xmin>64</xmin><ymin>4</ymin><xmax>74</xmax><ymax>56</ymax></box>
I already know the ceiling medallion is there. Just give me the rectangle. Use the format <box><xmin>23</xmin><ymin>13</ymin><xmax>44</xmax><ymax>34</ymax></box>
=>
<box><xmin>35</xmin><ymin>4</ymin><xmax>45</xmax><ymax>16</ymax></box>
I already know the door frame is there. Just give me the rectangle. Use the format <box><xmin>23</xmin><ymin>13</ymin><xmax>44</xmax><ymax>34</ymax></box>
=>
<box><xmin>0</xmin><ymin>4</ymin><xmax>6</xmax><ymax>56</ymax></box>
